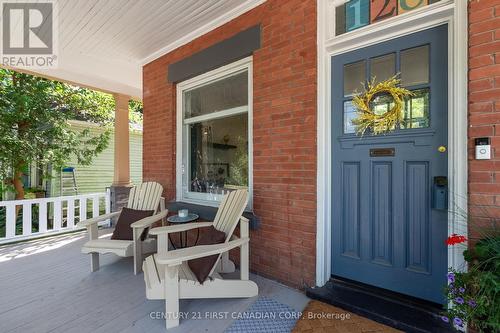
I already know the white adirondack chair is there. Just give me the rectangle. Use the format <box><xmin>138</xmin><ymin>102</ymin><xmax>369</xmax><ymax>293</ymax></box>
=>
<box><xmin>77</xmin><ymin>182</ymin><xmax>168</xmax><ymax>274</ymax></box>
<box><xmin>143</xmin><ymin>189</ymin><xmax>258</xmax><ymax>329</ymax></box>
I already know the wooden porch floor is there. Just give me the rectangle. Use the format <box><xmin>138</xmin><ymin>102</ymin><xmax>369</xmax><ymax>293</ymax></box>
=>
<box><xmin>0</xmin><ymin>230</ymin><xmax>309</xmax><ymax>333</ymax></box>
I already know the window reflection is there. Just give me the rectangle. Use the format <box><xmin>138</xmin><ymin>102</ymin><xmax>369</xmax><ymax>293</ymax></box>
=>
<box><xmin>189</xmin><ymin>114</ymin><xmax>248</xmax><ymax>195</ymax></box>
<box><xmin>344</xmin><ymin>100</ymin><xmax>357</xmax><ymax>134</ymax></box>
<box><xmin>401</xmin><ymin>89</ymin><xmax>430</xmax><ymax>129</ymax></box>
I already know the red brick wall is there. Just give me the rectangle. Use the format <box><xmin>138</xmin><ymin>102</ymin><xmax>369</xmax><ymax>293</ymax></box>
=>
<box><xmin>143</xmin><ymin>0</ymin><xmax>317</xmax><ymax>288</ymax></box>
<box><xmin>468</xmin><ymin>0</ymin><xmax>500</xmax><ymax>239</ymax></box>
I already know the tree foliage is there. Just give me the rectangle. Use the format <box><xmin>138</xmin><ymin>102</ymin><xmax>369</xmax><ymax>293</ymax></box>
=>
<box><xmin>0</xmin><ymin>69</ymin><xmax>116</xmax><ymax>199</ymax></box>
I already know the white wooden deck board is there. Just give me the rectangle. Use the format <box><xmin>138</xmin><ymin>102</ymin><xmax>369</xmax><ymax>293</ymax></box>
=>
<box><xmin>0</xmin><ymin>230</ymin><xmax>309</xmax><ymax>333</ymax></box>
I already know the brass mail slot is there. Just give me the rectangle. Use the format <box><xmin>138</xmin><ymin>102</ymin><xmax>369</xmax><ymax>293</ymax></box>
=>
<box><xmin>370</xmin><ymin>148</ymin><xmax>395</xmax><ymax>157</ymax></box>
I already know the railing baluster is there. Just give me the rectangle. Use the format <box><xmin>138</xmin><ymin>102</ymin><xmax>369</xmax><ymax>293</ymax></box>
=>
<box><xmin>105</xmin><ymin>188</ymin><xmax>111</xmax><ymax>226</ymax></box>
<box><xmin>105</xmin><ymin>188</ymin><xmax>111</xmax><ymax>214</ymax></box>
<box><xmin>92</xmin><ymin>196</ymin><xmax>99</xmax><ymax>218</ymax></box>
<box><xmin>67</xmin><ymin>198</ymin><xmax>75</xmax><ymax>229</ymax></box>
<box><xmin>53</xmin><ymin>199</ymin><xmax>62</xmax><ymax>230</ymax></box>
<box><xmin>5</xmin><ymin>204</ymin><xmax>15</xmax><ymax>238</ymax></box>
<box><xmin>80</xmin><ymin>198</ymin><xmax>87</xmax><ymax>222</ymax></box>
<box><xmin>22</xmin><ymin>204</ymin><xmax>32</xmax><ymax>236</ymax></box>
<box><xmin>39</xmin><ymin>202</ymin><xmax>47</xmax><ymax>233</ymax></box>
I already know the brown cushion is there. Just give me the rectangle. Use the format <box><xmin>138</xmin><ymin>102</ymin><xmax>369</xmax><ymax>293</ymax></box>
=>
<box><xmin>188</xmin><ymin>226</ymin><xmax>226</xmax><ymax>284</ymax></box>
<box><xmin>110</xmin><ymin>207</ymin><xmax>155</xmax><ymax>241</ymax></box>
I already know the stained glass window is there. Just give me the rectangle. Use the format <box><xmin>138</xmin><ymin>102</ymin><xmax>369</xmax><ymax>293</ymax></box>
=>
<box><xmin>336</xmin><ymin>0</ymin><xmax>442</xmax><ymax>36</ymax></box>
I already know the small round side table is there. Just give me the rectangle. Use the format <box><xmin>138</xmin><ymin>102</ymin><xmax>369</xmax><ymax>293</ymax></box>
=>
<box><xmin>166</xmin><ymin>213</ymin><xmax>199</xmax><ymax>249</ymax></box>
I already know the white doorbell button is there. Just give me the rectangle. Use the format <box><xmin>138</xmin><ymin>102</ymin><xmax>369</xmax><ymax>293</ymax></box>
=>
<box><xmin>475</xmin><ymin>137</ymin><xmax>491</xmax><ymax>160</ymax></box>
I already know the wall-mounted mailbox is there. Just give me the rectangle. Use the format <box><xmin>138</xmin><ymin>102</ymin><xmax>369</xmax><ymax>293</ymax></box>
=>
<box><xmin>475</xmin><ymin>137</ymin><xmax>491</xmax><ymax>160</ymax></box>
<box><xmin>432</xmin><ymin>176</ymin><xmax>448</xmax><ymax>210</ymax></box>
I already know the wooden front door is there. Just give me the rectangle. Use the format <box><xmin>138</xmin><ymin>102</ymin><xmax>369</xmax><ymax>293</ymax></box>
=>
<box><xmin>331</xmin><ymin>25</ymin><xmax>448</xmax><ymax>304</ymax></box>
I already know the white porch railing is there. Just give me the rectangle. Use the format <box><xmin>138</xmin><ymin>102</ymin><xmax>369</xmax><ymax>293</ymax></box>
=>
<box><xmin>0</xmin><ymin>189</ymin><xmax>110</xmax><ymax>245</ymax></box>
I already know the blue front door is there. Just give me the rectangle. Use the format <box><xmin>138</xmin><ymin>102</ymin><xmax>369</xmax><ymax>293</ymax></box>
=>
<box><xmin>331</xmin><ymin>25</ymin><xmax>448</xmax><ymax>304</ymax></box>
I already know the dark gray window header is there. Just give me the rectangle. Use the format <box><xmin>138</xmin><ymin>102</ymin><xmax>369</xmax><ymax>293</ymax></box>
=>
<box><xmin>167</xmin><ymin>25</ymin><xmax>261</xmax><ymax>83</ymax></box>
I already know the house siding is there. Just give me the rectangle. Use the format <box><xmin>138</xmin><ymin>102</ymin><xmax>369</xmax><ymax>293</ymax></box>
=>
<box><xmin>468</xmin><ymin>0</ymin><xmax>500</xmax><ymax>240</ymax></box>
<box><xmin>51</xmin><ymin>121</ymin><xmax>143</xmax><ymax>196</ymax></box>
<box><xmin>143</xmin><ymin>0</ymin><xmax>317</xmax><ymax>288</ymax></box>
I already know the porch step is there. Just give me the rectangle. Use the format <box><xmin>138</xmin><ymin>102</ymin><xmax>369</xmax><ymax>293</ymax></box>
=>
<box><xmin>306</xmin><ymin>278</ymin><xmax>455</xmax><ymax>333</ymax></box>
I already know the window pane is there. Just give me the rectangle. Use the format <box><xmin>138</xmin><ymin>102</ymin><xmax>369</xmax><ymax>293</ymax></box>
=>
<box><xmin>335</xmin><ymin>4</ymin><xmax>346</xmax><ymax>36</ymax></box>
<box><xmin>370</xmin><ymin>93</ymin><xmax>395</xmax><ymax>116</ymax></box>
<box><xmin>371</xmin><ymin>53</ymin><xmax>395</xmax><ymax>83</ymax></box>
<box><xmin>184</xmin><ymin>71</ymin><xmax>248</xmax><ymax>118</ymax></box>
<box><xmin>344</xmin><ymin>100</ymin><xmax>356</xmax><ymax>134</ymax></box>
<box><xmin>189</xmin><ymin>114</ymin><xmax>248</xmax><ymax>195</ymax></box>
<box><xmin>344</xmin><ymin>60</ymin><xmax>366</xmax><ymax>97</ymax></box>
<box><xmin>401</xmin><ymin>45</ymin><xmax>429</xmax><ymax>87</ymax></box>
<box><xmin>345</xmin><ymin>0</ymin><xmax>370</xmax><ymax>32</ymax></box>
<box><xmin>370</xmin><ymin>93</ymin><xmax>397</xmax><ymax>131</ymax></box>
<box><xmin>401</xmin><ymin>89</ymin><xmax>430</xmax><ymax>129</ymax></box>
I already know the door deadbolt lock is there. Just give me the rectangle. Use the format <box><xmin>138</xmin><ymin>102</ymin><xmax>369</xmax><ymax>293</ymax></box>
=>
<box><xmin>438</xmin><ymin>146</ymin><xmax>447</xmax><ymax>153</ymax></box>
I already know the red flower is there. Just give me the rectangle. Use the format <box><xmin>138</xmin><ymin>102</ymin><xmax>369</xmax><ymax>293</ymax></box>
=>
<box><xmin>446</xmin><ymin>234</ymin><xmax>467</xmax><ymax>246</ymax></box>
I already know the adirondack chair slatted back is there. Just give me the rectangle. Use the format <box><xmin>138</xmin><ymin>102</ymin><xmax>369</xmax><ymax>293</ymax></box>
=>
<box><xmin>206</xmin><ymin>189</ymin><xmax>248</xmax><ymax>278</ymax></box>
<box><xmin>213</xmin><ymin>189</ymin><xmax>249</xmax><ymax>242</ymax></box>
<box><xmin>127</xmin><ymin>182</ymin><xmax>163</xmax><ymax>213</ymax></box>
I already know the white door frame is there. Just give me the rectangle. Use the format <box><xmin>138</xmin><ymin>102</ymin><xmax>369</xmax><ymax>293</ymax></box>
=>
<box><xmin>316</xmin><ymin>0</ymin><xmax>468</xmax><ymax>286</ymax></box>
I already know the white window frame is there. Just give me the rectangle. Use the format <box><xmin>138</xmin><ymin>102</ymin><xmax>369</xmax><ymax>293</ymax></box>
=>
<box><xmin>176</xmin><ymin>56</ymin><xmax>253</xmax><ymax>209</ymax></box>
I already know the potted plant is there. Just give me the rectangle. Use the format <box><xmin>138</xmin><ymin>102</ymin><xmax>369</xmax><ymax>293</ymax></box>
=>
<box><xmin>25</xmin><ymin>186</ymin><xmax>46</xmax><ymax>198</ymax></box>
<box><xmin>442</xmin><ymin>233</ymin><xmax>500</xmax><ymax>332</ymax></box>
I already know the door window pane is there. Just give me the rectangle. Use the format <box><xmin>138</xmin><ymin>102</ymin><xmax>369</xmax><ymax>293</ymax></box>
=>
<box><xmin>370</xmin><ymin>93</ymin><xmax>395</xmax><ymax>116</ymax></box>
<box><xmin>344</xmin><ymin>100</ymin><xmax>357</xmax><ymax>134</ymax></box>
<box><xmin>184</xmin><ymin>71</ymin><xmax>248</xmax><ymax>118</ymax></box>
<box><xmin>401</xmin><ymin>89</ymin><xmax>430</xmax><ymax>129</ymax></box>
<box><xmin>370</xmin><ymin>93</ymin><xmax>397</xmax><ymax>132</ymax></box>
<box><xmin>371</xmin><ymin>53</ymin><xmax>395</xmax><ymax>83</ymax></box>
<box><xmin>401</xmin><ymin>45</ymin><xmax>429</xmax><ymax>87</ymax></box>
<box><xmin>344</xmin><ymin>61</ymin><xmax>366</xmax><ymax>97</ymax></box>
<box><xmin>189</xmin><ymin>113</ymin><xmax>248</xmax><ymax>195</ymax></box>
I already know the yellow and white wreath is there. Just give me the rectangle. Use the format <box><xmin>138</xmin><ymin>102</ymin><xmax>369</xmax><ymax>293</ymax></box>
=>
<box><xmin>352</xmin><ymin>76</ymin><xmax>413</xmax><ymax>136</ymax></box>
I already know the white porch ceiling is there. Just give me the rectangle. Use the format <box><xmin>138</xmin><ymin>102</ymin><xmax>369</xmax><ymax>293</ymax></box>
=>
<box><xmin>11</xmin><ymin>0</ymin><xmax>265</xmax><ymax>98</ymax></box>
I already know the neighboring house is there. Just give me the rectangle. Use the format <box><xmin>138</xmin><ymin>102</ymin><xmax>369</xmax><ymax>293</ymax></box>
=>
<box><xmin>27</xmin><ymin>120</ymin><xmax>143</xmax><ymax>197</ymax></box>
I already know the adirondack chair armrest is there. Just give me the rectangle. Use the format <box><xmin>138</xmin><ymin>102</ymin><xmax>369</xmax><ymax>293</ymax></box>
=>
<box><xmin>131</xmin><ymin>210</ymin><xmax>169</xmax><ymax>229</ymax></box>
<box><xmin>149</xmin><ymin>222</ymin><xmax>214</xmax><ymax>236</ymax></box>
<box><xmin>76</xmin><ymin>211</ymin><xmax>121</xmax><ymax>228</ymax></box>
<box><xmin>155</xmin><ymin>237</ymin><xmax>249</xmax><ymax>266</ymax></box>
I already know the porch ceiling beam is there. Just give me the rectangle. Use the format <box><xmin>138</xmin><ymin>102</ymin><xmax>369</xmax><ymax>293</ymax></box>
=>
<box><xmin>3</xmin><ymin>51</ymin><xmax>142</xmax><ymax>99</ymax></box>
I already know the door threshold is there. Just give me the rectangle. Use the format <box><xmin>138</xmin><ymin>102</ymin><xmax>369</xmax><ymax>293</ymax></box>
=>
<box><xmin>306</xmin><ymin>278</ymin><xmax>455</xmax><ymax>333</ymax></box>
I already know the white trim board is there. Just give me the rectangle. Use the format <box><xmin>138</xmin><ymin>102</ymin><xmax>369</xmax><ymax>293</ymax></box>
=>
<box><xmin>316</xmin><ymin>0</ymin><xmax>468</xmax><ymax>287</ymax></box>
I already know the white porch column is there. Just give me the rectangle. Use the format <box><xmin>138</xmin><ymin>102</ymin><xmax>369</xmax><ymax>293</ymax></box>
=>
<box><xmin>113</xmin><ymin>93</ymin><xmax>131</xmax><ymax>186</ymax></box>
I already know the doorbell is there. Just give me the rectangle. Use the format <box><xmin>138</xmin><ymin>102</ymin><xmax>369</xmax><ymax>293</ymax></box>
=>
<box><xmin>475</xmin><ymin>137</ymin><xmax>491</xmax><ymax>160</ymax></box>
